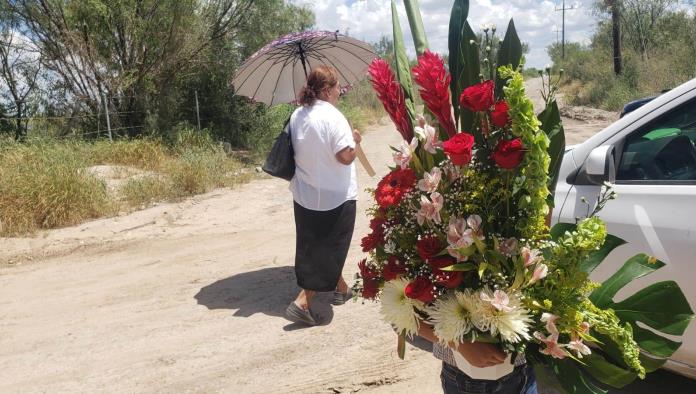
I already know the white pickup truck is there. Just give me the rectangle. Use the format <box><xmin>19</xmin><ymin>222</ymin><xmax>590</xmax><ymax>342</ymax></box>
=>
<box><xmin>551</xmin><ymin>77</ymin><xmax>696</xmax><ymax>378</ymax></box>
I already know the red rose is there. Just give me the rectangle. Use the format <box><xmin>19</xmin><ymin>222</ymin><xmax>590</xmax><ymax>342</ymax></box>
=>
<box><xmin>434</xmin><ymin>270</ymin><xmax>464</xmax><ymax>289</ymax></box>
<box><xmin>369</xmin><ymin>217</ymin><xmax>387</xmax><ymax>233</ymax></box>
<box><xmin>382</xmin><ymin>256</ymin><xmax>407</xmax><ymax>281</ymax></box>
<box><xmin>405</xmin><ymin>276</ymin><xmax>436</xmax><ymax>303</ymax></box>
<box><xmin>416</xmin><ymin>235</ymin><xmax>442</xmax><ymax>261</ymax></box>
<box><xmin>491</xmin><ymin>101</ymin><xmax>510</xmax><ymax>128</ymax></box>
<box><xmin>492</xmin><ymin>138</ymin><xmax>525</xmax><ymax>169</ymax></box>
<box><xmin>375</xmin><ymin>168</ymin><xmax>417</xmax><ymax>208</ymax></box>
<box><xmin>459</xmin><ymin>80</ymin><xmax>495</xmax><ymax>112</ymax></box>
<box><xmin>443</xmin><ymin>132</ymin><xmax>475</xmax><ymax>166</ymax></box>
<box><xmin>427</xmin><ymin>255</ymin><xmax>456</xmax><ymax>270</ymax></box>
<box><xmin>361</xmin><ymin>233</ymin><xmax>382</xmax><ymax>252</ymax></box>
<box><xmin>358</xmin><ymin>259</ymin><xmax>378</xmax><ymax>281</ymax></box>
<box><xmin>362</xmin><ymin>278</ymin><xmax>379</xmax><ymax>299</ymax></box>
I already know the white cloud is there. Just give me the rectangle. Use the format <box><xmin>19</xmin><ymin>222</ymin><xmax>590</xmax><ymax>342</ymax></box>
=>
<box><xmin>290</xmin><ymin>0</ymin><xmax>601</xmax><ymax>68</ymax></box>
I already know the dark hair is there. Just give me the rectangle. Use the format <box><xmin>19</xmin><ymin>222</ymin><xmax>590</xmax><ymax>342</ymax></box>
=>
<box><xmin>298</xmin><ymin>65</ymin><xmax>339</xmax><ymax>106</ymax></box>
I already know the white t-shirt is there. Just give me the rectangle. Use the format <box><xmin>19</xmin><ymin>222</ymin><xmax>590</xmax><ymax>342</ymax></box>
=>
<box><xmin>289</xmin><ymin>100</ymin><xmax>358</xmax><ymax>211</ymax></box>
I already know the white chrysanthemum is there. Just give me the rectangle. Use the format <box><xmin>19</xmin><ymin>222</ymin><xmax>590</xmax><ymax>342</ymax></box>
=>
<box><xmin>380</xmin><ymin>278</ymin><xmax>422</xmax><ymax>337</ymax></box>
<box><xmin>474</xmin><ymin>288</ymin><xmax>533</xmax><ymax>343</ymax></box>
<box><xmin>429</xmin><ymin>290</ymin><xmax>480</xmax><ymax>344</ymax></box>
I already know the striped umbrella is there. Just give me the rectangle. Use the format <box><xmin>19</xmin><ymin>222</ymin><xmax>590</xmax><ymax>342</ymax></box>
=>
<box><xmin>231</xmin><ymin>30</ymin><xmax>378</xmax><ymax>105</ymax></box>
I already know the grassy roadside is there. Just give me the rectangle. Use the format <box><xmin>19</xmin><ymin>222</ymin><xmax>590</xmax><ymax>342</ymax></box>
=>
<box><xmin>0</xmin><ymin>130</ymin><xmax>249</xmax><ymax>237</ymax></box>
<box><xmin>0</xmin><ymin>85</ymin><xmax>385</xmax><ymax>237</ymax></box>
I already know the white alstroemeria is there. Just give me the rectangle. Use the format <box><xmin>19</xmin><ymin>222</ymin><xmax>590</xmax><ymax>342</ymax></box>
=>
<box><xmin>567</xmin><ymin>338</ymin><xmax>592</xmax><ymax>359</ymax></box>
<box><xmin>416</xmin><ymin>192</ymin><xmax>444</xmax><ymax>226</ymax></box>
<box><xmin>415</xmin><ymin>122</ymin><xmax>442</xmax><ymax>154</ymax></box>
<box><xmin>380</xmin><ymin>278</ymin><xmax>422</xmax><ymax>338</ymax></box>
<box><xmin>474</xmin><ymin>288</ymin><xmax>532</xmax><ymax>343</ymax></box>
<box><xmin>429</xmin><ymin>290</ymin><xmax>480</xmax><ymax>344</ymax></box>
<box><xmin>392</xmin><ymin>138</ymin><xmax>418</xmax><ymax>169</ymax></box>
<box><xmin>534</xmin><ymin>331</ymin><xmax>568</xmax><ymax>359</ymax></box>
<box><xmin>383</xmin><ymin>240</ymin><xmax>397</xmax><ymax>254</ymax></box>
<box><xmin>418</xmin><ymin>167</ymin><xmax>442</xmax><ymax>193</ymax></box>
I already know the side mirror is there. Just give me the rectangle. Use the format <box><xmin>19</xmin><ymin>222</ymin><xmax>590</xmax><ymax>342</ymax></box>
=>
<box><xmin>585</xmin><ymin>145</ymin><xmax>616</xmax><ymax>185</ymax></box>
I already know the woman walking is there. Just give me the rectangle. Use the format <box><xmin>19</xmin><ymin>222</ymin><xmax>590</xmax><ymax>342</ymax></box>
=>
<box><xmin>285</xmin><ymin>65</ymin><xmax>361</xmax><ymax>326</ymax></box>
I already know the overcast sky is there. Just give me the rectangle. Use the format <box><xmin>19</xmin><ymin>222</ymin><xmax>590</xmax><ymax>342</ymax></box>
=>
<box><xmin>290</xmin><ymin>0</ymin><xmax>602</xmax><ymax>69</ymax></box>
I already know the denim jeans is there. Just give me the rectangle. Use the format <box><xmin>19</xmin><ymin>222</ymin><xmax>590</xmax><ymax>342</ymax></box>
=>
<box><xmin>440</xmin><ymin>362</ymin><xmax>537</xmax><ymax>394</ymax></box>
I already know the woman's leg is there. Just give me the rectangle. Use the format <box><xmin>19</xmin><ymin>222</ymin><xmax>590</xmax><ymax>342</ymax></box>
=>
<box><xmin>294</xmin><ymin>289</ymin><xmax>316</xmax><ymax>310</ymax></box>
<box><xmin>336</xmin><ymin>275</ymin><xmax>349</xmax><ymax>293</ymax></box>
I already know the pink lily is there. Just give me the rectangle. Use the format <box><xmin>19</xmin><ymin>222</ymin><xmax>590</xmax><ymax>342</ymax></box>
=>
<box><xmin>415</xmin><ymin>123</ymin><xmax>443</xmax><ymax>154</ymax></box>
<box><xmin>418</xmin><ymin>167</ymin><xmax>442</xmax><ymax>193</ymax></box>
<box><xmin>541</xmin><ymin>313</ymin><xmax>560</xmax><ymax>338</ymax></box>
<box><xmin>528</xmin><ymin>263</ymin><xmax>548</xmax><ymax>284</ymax></box>
<box><xmin>416</xmin><ymin>192</ymin><xmax>444</xmax><ymax>225</ymax></box>
<box><xmin>534</xmin><ymin>331</ymin><xmax>567</xmax><ymax>359</ymax></box>
<box><xmin>480</xmin><ymin>290</ymin><xmax>513</xmax><ymax>312</ymax></box>
<box><xmin>521</xmin><ymin>246</ymin><xmax>542</xmax><ymax>267</ymax></box>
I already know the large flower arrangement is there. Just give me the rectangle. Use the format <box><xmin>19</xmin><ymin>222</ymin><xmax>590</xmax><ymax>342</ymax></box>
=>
<box><xmin>355</xmin><ymin>1</ymin><xmax>693</xmax><ymax>392</ymax></box>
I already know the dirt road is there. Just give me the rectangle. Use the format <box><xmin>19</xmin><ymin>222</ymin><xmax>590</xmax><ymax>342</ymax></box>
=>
<box><xmin>0</xmin><ymin>82</ymin><xmax>615</xmax><ymax>393</ymax></box>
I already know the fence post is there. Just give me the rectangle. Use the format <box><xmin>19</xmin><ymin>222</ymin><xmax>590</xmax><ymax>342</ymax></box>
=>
<box><xmin>195</xmin><ymin>90</ymin><xmax>201</xmax><ymax>131</ymax></box>
<box><xmin>102</xmin><ymin>93</ymin><xmax>113</xmax><ymax>141</ymax></box>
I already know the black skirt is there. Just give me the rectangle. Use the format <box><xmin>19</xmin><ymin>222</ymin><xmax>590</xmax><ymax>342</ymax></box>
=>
<box><xmin>293</xmin><ymin>200</ymin><xmax>356</xmax><ymax>292</ymax></box>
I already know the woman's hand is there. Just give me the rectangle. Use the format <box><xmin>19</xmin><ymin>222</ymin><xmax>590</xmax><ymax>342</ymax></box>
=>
<box><xmin>352</xmin><ymin>129</ymin><xmax>362</xmax><ymax>145</ymax></box>
<box><xmin>455</xmin><ymin>341</ymin><xmax>507</xmax><ymax>368</ymax></box>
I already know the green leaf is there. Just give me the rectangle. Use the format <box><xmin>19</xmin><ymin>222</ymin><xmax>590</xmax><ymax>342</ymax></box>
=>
<box><xmin>441</xmin><ymin>263</ymin><xmax>476</xmax><ymax>272</ymax></box>
<box><xmin>537</xmin><ymin>99</ymin><xmax>565</xmax><ymax>198</ymax></box>
<box><xmin>590</xmin><ymin>254</ymin><xmax>665</xmax><ymax>308</ymax></box>
<box><xmin>548</xmin><ymin>358</ymin><xmax>608</xmax><ymax>394</ymax></box>
<box><xmin>613</xmin><ymin>281</ymin><xmax>694</xmax><ymax>336</ymax></box>
<box><xmin>550</xmin><ymin>222</ymin><xmax>576</xmax><ymax>240</ymax></box>
<box><xmin>448</xmin><ymin>0</ymin><xmax>469</xmax><ymax>128</ymax></box>
<box><xmin>581</xmin><ymin>353</ymin><xmax>637</xmax><ymax>388</ymax></box>
<box><xmin>397</xmin><ymin>330</ymin><xmax>406</xmax><ymax>359</ymax></box>
<box><xmin>581</xmin><ymin>234</ymin><xmax>626</xmax><ymax>274</ymax></box>
<box><xmin>403</xmin><ymin>0</ymin><xmax>429</xmax><ymax>56</ymax></box>
<box><xmin>495</xmin><ymin>19</ymin><xmax>523</xmax><ymax>99</ymax></box>
<box><xmin>631</xmin><ymin>324</ymin><xmax>682</xmax><ymax>358</ymax></box>
<box><xmin>458</xmin><ymin>21</ymin><xmax>480</xmax><ymax>135</ymax></box>
<box><xmin>391</xmin><ymin>0</ymin><xmax>416</xmax><ymax>128</ymax></box>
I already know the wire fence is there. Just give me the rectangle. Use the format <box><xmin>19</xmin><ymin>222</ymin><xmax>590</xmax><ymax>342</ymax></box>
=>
<box><xmin>0</xmin><ymin>91</ymin><xmax>209</xmax><ymax>141</ymax></box>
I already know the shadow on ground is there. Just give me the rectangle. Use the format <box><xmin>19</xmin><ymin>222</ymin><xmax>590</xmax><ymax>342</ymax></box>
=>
<box><xmin>194</xmin><ymin>266</ymin><xmax>334</xmax><ymax>327</ymax></box>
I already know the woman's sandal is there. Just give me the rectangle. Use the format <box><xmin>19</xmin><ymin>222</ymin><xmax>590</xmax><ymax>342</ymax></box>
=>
<box><xmin>285</xmin><ymin>302</ymin><xmax>318</xmax><ymax>326</ymax></box>
<box><xmin>331</xmin><ymin>288</ymin><xmax>353</xmax><ymax>306</ymax></box>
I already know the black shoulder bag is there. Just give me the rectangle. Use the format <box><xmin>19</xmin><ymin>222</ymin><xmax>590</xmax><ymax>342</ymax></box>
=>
<box><xmin>262</xmin><ymin>118</ymin><xmax>295</xmax><ymax>181</ymax></box>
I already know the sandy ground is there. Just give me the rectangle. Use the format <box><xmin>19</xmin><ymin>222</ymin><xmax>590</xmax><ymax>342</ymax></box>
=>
<box><xmin>0</xmin><ymin>80</ymin><xmax>615</xmax><ymax>393</ymax></box>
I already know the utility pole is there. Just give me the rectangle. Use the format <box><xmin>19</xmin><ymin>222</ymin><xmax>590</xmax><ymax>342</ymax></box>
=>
<box><xmin>554</xmin><ymin>26</ymin><xmax>561</xmax><ymax>45</ymax></box>
<box><xmin>194</xmin><ymin>90</ymin><xmax>201</xmax><ymax>131</ymax></box>
<box><xmin>608</xmin><ymin>0</ymin><xmax>622</xmax><ymax>75</ymax></box>
<box><xmin>102</xmin><ymin>93</ymin><xmax>113</xmax><ymax>142</ymax></box>
<box><xmin>555</xmin><ymin>0</ymin><xmax>577</xmax><ymax>59</ymax></box>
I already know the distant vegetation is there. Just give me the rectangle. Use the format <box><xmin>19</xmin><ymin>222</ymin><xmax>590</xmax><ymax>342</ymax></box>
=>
<box><xmin>550</xmin><ymin>0</ymin><xmax>696</xmax><ymax>110</ymax></box>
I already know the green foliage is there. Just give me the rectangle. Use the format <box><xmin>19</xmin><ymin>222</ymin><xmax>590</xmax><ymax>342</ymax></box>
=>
<box><xmin>403</xmin><ymin>0</ymin><xmax>429</xmax><ymax>56</ymax></box>
<box><xmin>537</xmin><ymin>100</ymin><xmax>565</xmax><ymax>201</ymax></box>
<box><xmin>448</xmin><ymin>0</ymin><xmax>469</xmax><ymax>128</ymax></box>
<box><xmin>391</xmin><ymin>0</ymin><xmax>417</xmax><ymax>129</ymax></box>
<box><xmin>495</xmin><ymin>19</ymin><xmax>523</xmax><ymax>99</ymax></box>
<box><xmin>549</xmin><ymin>5</ymin><xmax>696</xmax><ymax>110</ymax></box>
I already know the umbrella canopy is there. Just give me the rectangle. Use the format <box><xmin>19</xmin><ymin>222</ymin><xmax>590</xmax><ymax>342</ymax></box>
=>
<box><xmin>231</xmin><ymin>30</ymin><xmax>378</xmax><ymax>105</ymax></box>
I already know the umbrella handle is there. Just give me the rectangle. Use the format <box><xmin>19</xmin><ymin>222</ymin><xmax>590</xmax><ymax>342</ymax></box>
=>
<box><xmin>355</xmin><ymin>144</ymin><xmax>376</xmax><ymax>177</ymax></box>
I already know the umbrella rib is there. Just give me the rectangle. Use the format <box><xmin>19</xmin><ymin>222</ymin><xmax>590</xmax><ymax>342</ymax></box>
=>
<box><xmin>316</xmin><ymin>50</ymin><xmax>361</xmax><ymax>82</ymax></box>
<box><xmin>306</xmin><ymin>51</ymin><xmax>354</xmax><ymax>86</ymax></box>
<box><xmin>269</xmin><ymin>55</ymin><xmax>293</xmax><ymax>105</ymax></box>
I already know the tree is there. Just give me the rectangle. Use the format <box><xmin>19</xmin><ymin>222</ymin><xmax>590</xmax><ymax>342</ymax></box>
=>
<box><xmin>0</xmin><ymin>4</ymin><xmax>40</xmax><ymax>140</ymax></box>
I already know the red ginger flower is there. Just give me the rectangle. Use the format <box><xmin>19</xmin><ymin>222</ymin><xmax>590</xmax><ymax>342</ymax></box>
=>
<box><xmin>412</xmin><ymin>50</ymin><xmax>456</xmax><ymax>138</ymax></box>
<box><xmin>368</xmin><ymin>59</ymin><xmax>413</xmax><ymax>141</ymax></box>
<box><xmin>460</xmin><ymin>80</ymin><xmax>495</xmax><ymax>112</ymax></box>
<box><xmin>375</xmin><ymin>168</ymin><xmax>417</xmax><ymax>208</ymax></box>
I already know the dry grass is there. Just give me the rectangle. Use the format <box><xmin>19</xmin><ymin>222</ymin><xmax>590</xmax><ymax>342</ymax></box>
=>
<box><xmin>0</xmin><ymin>131</ymin><xmax>250</xmax><ymax>236</ymax></box>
